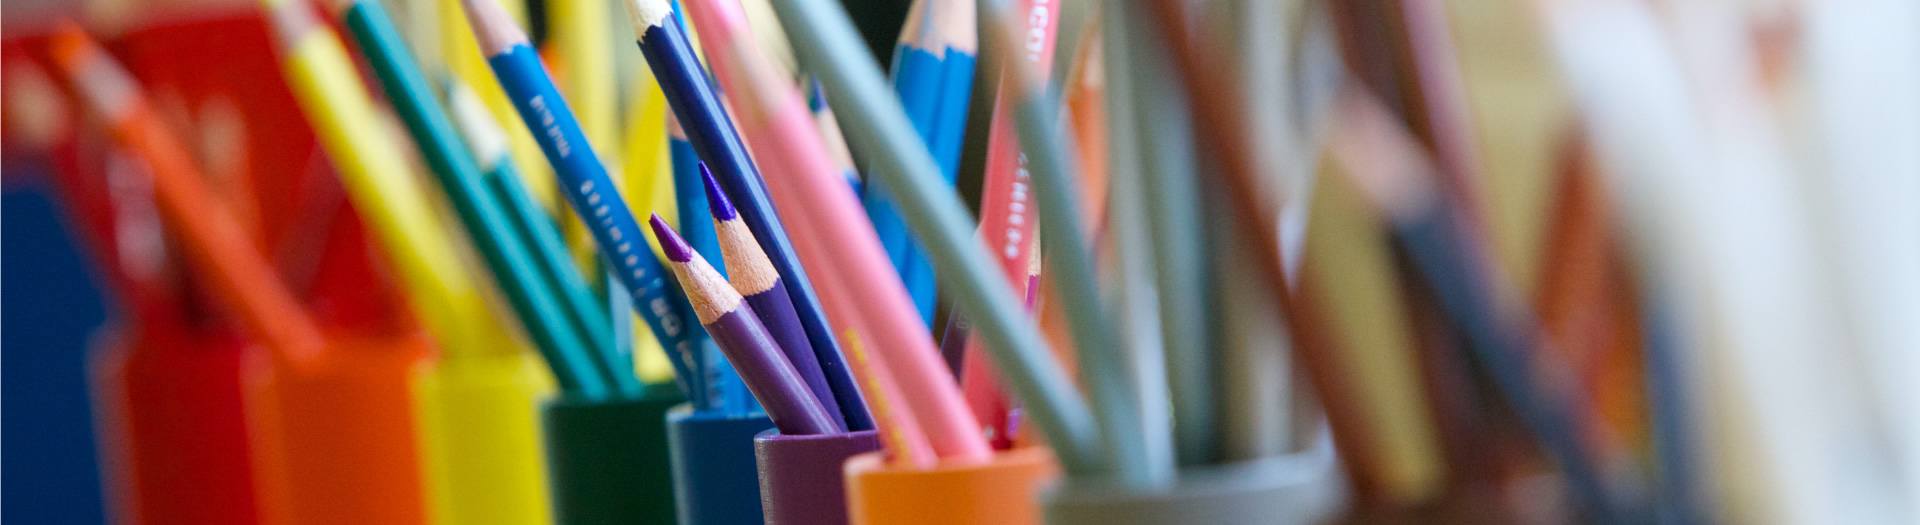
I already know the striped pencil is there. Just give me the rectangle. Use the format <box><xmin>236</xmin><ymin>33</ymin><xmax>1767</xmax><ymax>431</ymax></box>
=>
<box><xmin>332</xmin><ymin>0</ymin><xmax>623</xmax><ymax>396</ymax></box>
<box><xmin>457</xmin><ymin>0</ymin><xmax>720</xmax><ymax>404</ymax></box>
<box><xmin>679</xmin><ymin>0</ymin><xmax>989</xmax><ymax>461</ymax></box>
<box><xmin>619</xmin><ymin>0</ymin><xmax>870</xmax><ymax>429</ymax></box>
<box><xmin>651</xmin><ymin>215</ymin><xmax>842</xmax><ymax>435</ymax></box>
<box><xmin>49</xmin><ymin>23</ymin><xmax>326</xmax><ymax>357</ymax></box>
<box><xmin>702</xmin><ymin>167</ymin><xmax>844</xmax><ymax>424</ymax></box>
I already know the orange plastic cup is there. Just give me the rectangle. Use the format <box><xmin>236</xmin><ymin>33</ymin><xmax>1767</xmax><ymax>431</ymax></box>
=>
<box><xmin>242</xmin><ymin>331</ymin><xmax>430</xmax><ymax>525</ymax></box>
<box><xmin>843</xmin><ymin>447</ymin><xmax>1060</xmax><ymax>525</ymax></box>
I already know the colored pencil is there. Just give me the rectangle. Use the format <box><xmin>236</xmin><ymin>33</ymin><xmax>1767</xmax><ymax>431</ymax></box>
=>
<box><xmin>979</xmin><ymin>0</ymin><xmax>1154</xmax><ymax>486</ymax></box>
<box><xmin>677</xmin><ymin>0</ymin><xmax>990</xmax><ymax>461</ymax></box>
<box><xmin>870</xmin><ymin>0</ymin><xmax>976</xmax><ymax>324</ymax></box>
<box><xmin>1137</xmin><ymin>0</ymin><xmax>1382</xmax><ymax>491</ymax></box>
<box><xmin>669</xmin><ymin>118</ymin><xmax>721</xmax><ymax>274</ymax></box>
<box><xmin>50</xmin><ymin>22</ymin><xmax>326</xmax><ymax>357</ymax></box>
<box><xmin>702</xmin><ymin>167</ymin><xmax>844</xmax><ymax>425</ymax></box>
<box><xmin>956</xmin><ymin>0</ymin><xmax>1059</xmax><ymax>456</ymax></box>
<box><xmin>761</xmin><ymin>0</ymin><xmax>1099</xmax><ymax>472</ymax></box>
<box><xmin>445</xmin><ymin>75</ymin><xmax>623</xmax><ymax>381</ymax></box>
<box><xmin>439</xmin><ymin>0</ymin><xmax>555</xmax><ymax>211</ymax></box>
<box><xmin>807</xmin><ymin>79</ymin><xmax>862</xmax><ymax>194</ymax></box>
<box><xmin>1096</xmin><ymin>1</ymin><xmax>1177</xmax><ymax>478</ymax></box>
<box><xmin>618</xmin><ymin>0</ymin><xmax>870</xmax><ymax>429</ymax></box>
<box><xmin>1328</xmin><ymin>91</ymin><xmax>1617</xmax><ymax>519</ymax></box>
<box><xmin>841</xmin><ymin>331</ymin><xmax>937</xmax><ymax>468</ymax></box>
<box><xmin>333</xmin><ymin>0</ymin><xmax>622</xmax><ymax>396</ymax></box>
<box><xmin>457</xmin><ymin>0</ymin><xmax>720</xmax><ymax>405</ymax></box>
<box><xmin>1118</xmin><ymin>5</ymin><xmax>1215</xmax><ymax>466</ymax></box>
<box><xmin>263</xmin><ymin>0</ymin><xmax>518</xmax><ymax>356</ymax></box>
<box><xmin>651</xmin><ymin>215</ymin><xmax>841</xmax><ymax>435</ymax></box>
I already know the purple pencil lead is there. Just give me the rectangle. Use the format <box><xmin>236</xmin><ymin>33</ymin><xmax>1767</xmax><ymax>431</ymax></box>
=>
<box><xmin>701</xmin><ymin>164</ymin><xmax>740</xmax><ymax>221</ymax></box>
<box><xmin>650</xmin><ymin>213</ymin><xmax>696</xmax><ymax>263</ymax></box>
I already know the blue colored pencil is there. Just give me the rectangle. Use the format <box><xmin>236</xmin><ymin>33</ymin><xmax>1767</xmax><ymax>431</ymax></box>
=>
<box><xmin>701</xmin><ymin>167</ymin><xmax>843</xmax><ymax>425</ymax></box>
<box><xmin>668</xmin><ymin>115</ymin><xmax>723</xmax><ymax>275</ymax></box>
<box><xmin>806</xmin><ymin>78</ymin><xmax>863</xmax><ymax>195</ymax></box>
<box><xmin>459</xmin><ymin>0</ymin><xmax>726</xmax><ymax>405</ymax></box>
<box><xmin>620</xmin><ymin>0</ymin><xmax>872</xmax><ymax>429</ymax></box>
<box><xmin>873</xmin><ymin>0</ymin><xmax>978</xmax><ymax>324</ymax></box>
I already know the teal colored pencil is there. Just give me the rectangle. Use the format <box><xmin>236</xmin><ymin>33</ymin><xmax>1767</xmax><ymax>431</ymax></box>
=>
<box><xmin>337</xmin><ymin>0</ymin><xmax>624</xmax><ymax>397</ymax></box>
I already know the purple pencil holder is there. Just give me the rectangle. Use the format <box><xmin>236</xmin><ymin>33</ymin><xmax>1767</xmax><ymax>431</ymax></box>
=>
<box><xmin>754</xmin><ymin>429</ymin><xmax>882</xmax><ymax>525</ymax></box>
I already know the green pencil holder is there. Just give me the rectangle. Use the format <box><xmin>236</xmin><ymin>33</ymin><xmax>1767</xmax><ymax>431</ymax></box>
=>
<box><xmin>1040</xmin><ymin>434</ymin><xmax>1346</xmax><ymax>525</ymax></box>
<box><xmin>539</xmin><ymin>387</ymin><xmax>683</xmax><ymax>525</ymax></box>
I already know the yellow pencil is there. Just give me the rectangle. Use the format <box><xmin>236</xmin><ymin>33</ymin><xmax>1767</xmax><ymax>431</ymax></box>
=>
<box><xmin>264</xmin><ymin>0</ymin><xmax>510</xmax><ymax>353</ymax></box>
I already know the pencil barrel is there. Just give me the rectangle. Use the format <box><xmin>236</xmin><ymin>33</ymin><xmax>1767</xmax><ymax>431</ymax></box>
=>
<box><xmin>1040</xmin><ymin>436</ymin><xmax>1345</xmax><ymax>525</ymax></box>
<box><xmin>414</xmin><ymin>352</ymin><xmax>555</xmax><ymax>525</ymax></box>
<box><xmin>538</xmin><ymin>390</ymin><xmax>682</xmax><ymax>525</ymax></box>
<box><xmin>241</xmin><ymin>333</ymin><xmax>431</xmax><ymax>525</ymax></box>
<box><xmin>843</xmin><ymin>447</ymin><xmax>1060</xmax><ymax>525</ymax></box>
<box><xmin>754</xmin><ymin>429</ymin><xmax>881</xmax><ymax>525</ymax></box>
<box><xmin>665</xmin><ymin>405</ymin><xmax>776</xmax><ymax>525</ymax></box>
<box><xmin>89</xmin><ymin>324</ymin><xmax>260</xmax><ymax>525</ymax></box>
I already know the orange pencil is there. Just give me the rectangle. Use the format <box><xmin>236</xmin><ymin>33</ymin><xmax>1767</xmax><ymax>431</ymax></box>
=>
<box><xmin>49</xmin><ymin>22</ymin><xmax>325</xmax><ymax>357</ymax></box>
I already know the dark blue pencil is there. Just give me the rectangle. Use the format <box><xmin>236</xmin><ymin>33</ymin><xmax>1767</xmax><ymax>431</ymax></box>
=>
<box><xmin>620</xmin><ymin>0</ymin><xmax>871</xmax><ymax>429</ymax></box>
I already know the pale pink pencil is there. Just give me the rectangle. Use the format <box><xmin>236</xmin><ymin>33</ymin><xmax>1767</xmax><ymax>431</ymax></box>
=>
<box><xmin>679</xmin><ymin>0</ymin><xmax>990</xmax><ymax>462</ymax></box>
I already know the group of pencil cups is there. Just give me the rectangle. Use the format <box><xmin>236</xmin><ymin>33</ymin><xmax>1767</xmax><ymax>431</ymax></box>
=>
<box><xmin>21</xmin><ymin>0</ymin><xmax>1378</xmax><ymax>522</ymax></box>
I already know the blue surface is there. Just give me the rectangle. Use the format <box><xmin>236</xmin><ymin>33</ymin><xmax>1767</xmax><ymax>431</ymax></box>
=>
<box><xmin>3</xmin><ymin>182</ymin><xmax>112</xmax><ymax>524</ymax></box>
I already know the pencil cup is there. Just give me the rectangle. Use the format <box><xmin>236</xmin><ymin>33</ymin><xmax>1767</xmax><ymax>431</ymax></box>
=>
<box><xmin>539</xmin><ymin>387</ymin><xmax>683</xmax><ymax>525</ymax></box>
<box><xmin>90</xmin><ymin>323</ymin><xmax>260</xmax><ymax>525</ymax></box>
<box><xmin>415</xmin><ymin>351</ymin><xmax>555</xmax><ymax>525</ymax></box>
<box><xmin>666</xmin><ymin>405</ymin><xmax>776</xmax><ymax>524</ymax></box>
<box><xmin>242</xmin><ymin>331</ymin><xmax>431</xmax><ymax>525</ymax></box>
<box><xmin>844</xmin><ymin>446</ymin><xmax>1061</xmax><ymax>525</ymax></box>
<box><xmin>754</xmin><ymin>429</ymin><xmax>882</xmax><ymax>525</ymax></box>
<box><xmin>1040</xmin><ymin>436</ymin><xmax>1346</xmax><ymax>525</ymax></box>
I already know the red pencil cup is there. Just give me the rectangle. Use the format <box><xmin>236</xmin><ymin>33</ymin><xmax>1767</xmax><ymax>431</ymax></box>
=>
<box><xmin>242</xmin><ymin>331</ymin><xmax>431</xmax><ymax>525</ymax></box>
<box><xmin>754</xmin><ymin>429</ymin><xmax>881</xmax><ymax>525</ymax></box>
<box><xmin>90</xmin><ymin>322</ymin><xmax>261</xmax><ymax>525</ymax></box>
<box><xmin>843</xmin><ymin>447</ymin><xmax>1060</xmax><ymax>525</ymax></box>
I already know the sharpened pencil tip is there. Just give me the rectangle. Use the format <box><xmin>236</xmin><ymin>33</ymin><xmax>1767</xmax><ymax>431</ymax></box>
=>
<box><xmin>650</xmin><ymin>213</ymin><xmax>696</xmax><ymax>262</ymax></box>
<box><xmin>701</xmin><ymin>164</ymin><xmax>739</xmax><ymax>221</ymax></box>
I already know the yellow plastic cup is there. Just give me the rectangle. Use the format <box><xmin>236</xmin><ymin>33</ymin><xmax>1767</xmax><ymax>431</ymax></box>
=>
<box><xmin>414</xmin><ymin>351</ymin><xmax>556</xmax><ymax>525</ymax></box>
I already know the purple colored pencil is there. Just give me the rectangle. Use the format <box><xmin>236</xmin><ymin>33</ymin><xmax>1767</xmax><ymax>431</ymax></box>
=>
<box><xmin>651</xmin><ymin>214</ymin><xmax>842</xmax><ymax>435</ymax></box>
<box><xmin>700</xmin><ymin>167</ymin><xmax>849</xmax><ymax>425</ymax></box>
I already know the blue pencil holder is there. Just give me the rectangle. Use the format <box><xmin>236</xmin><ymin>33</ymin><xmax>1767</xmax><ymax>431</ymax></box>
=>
<box><xmin>666</xmin><ymin>404</ymin><xmax>776</xmax><ymax>524</ymax></box>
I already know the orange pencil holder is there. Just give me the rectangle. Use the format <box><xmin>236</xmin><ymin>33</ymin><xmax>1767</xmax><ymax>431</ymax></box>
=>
<box><xmin>89</xmin><ymin>322</ymin><xmax>261</xmax><ymax>525</ymax></box>
<box><xmin>843</xmin><ymin>447</ymin><xmax>1060</xmax><ymax>525</ymax></box>
<box><xmin>242</xmin><ymin>331</ymin><xmax>431</xmax><ymax>525</ymax></box>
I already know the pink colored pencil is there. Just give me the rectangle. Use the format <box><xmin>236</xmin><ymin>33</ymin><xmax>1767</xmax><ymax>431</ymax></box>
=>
<box><xmin>678</xmin><ymin>0</ymin><xmax>990</xmax><ymax>462</ymax></box>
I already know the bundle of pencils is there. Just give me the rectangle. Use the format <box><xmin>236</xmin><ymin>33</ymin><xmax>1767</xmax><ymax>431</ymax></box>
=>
<box><xmin>33</xmin><ymin>0</ymin><xmax>1920</xmax><ymax>522</ymax></box>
